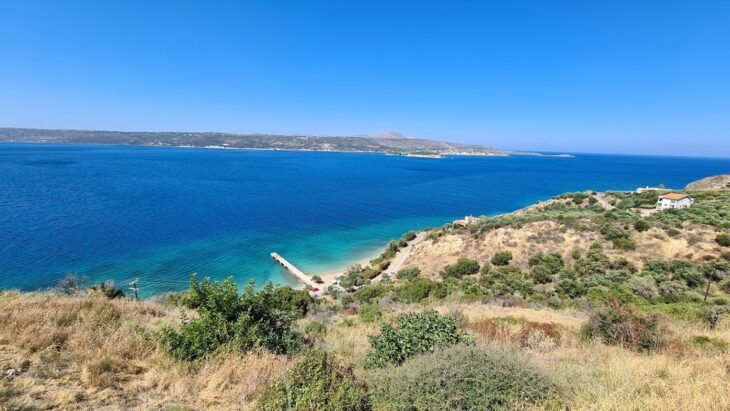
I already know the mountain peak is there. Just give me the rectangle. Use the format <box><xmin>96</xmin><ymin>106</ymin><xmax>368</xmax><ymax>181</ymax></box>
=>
<box><xmin>372</xmin><ymin>130</ymin><xmax>407</xmax><ymax>139</ymax></box>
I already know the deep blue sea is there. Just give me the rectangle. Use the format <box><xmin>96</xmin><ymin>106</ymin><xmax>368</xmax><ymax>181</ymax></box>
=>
<box><xmin>1</xmin><ymin>143</ymin><xmax>729</xmax><ymax>297</ymax></box>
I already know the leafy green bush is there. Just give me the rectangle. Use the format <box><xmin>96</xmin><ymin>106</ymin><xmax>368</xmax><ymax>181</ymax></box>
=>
<box><xmin>581</xmin><ymin>300</ymin><xmax>670</xmax><ymax>352</ymax></box>
<box><xmin>311</xmin><ymin>275</ymin><xmax>323</xmax><ymax>284</ymax></box>
<box><xmin>480</xmin><ymin>266</ymin><xmax>535</xmax><ymax>297</ymax></box>
<box><xmin>359</xmin><ymin>303</ymin><xmax>383</xmax><ymax>324</ymax></box>
<box><xmin>365</xmin><ymin>310</ymin><xmax>471</xmax><ymax>368</ymax></box>
<box><xmin>441</xmin><ymin>258</ymin><xmax>480</xmax><ymax>279</ymax></box>
<box><xmin>395</xmin><ymin>267</ymin><xmax>421</xmax><ymax>282</ymax></box>
<box><xmin>634</xmin><ymin>219</ymin><xmax>650</xmax><ymax>232</ymax></box>
<box><xmin>258</xmin><ymin>350</ymin><xmax>369</xmax><ymax>410</ymax></box>
<box><xmin>352</xmin><ymin>284</ymin><xmax>391</xmax><ymax>303</ymax></box>
<box><xmin>161</xmin><ymin>276</ymin><xmax>305</xmax><ymax>361</ymax></box>
<box><xmin>401</xmin><ymin>231</ymin><xmax>417</xmax><ymax>242</ymax></box>
<box><xmin>491</xmin><ymin>251</ymin><xmax>513</xmax><ymax>266</ymax></box>
<box><xmin>365</xmin><ymin>345</ymin><xmax>562</xmax><ymax>410</ymax></box>
<box><xmin>394</xmin><ymin>279</ymin><xmax>446</xmax><ymax>303</ymax></box>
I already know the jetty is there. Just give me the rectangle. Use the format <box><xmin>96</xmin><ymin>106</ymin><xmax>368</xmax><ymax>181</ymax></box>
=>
<box><xmin>270</xmin><ymin>252</ymin><xmax>317</xmax><ymax>288</ymax></box>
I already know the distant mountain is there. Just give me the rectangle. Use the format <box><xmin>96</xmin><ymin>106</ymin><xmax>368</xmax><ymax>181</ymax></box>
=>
<box><xmin>0</xmin><ymin>128</ymin><xmax>507</xmax><ymax>156</ymax></box>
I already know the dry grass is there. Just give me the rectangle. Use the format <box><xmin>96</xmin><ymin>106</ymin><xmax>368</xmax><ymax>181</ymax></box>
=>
<box><xmin>405</xmin><ymin>220</ymin><xmax>724</xmax><ymax>278</ymax></box>
<box><xmin>0</xmin><ymin>291</ymin><xmax>287</xmax><ymax>410</ymax></box>
<box><xmin>1</xmin><ymin>290</ymin><xmax>729</xmax><ymax>410</ymax></box>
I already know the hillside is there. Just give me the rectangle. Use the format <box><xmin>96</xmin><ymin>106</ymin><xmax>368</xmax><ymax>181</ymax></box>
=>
<box><xmin>1</xmin><ymin>188</ymin><xmax>729</xmax><ymax>410</ymax></box>
<box><xmin>0</xmin><ymin>128</ymin><xmax>506</xmax><ymax>156</ymax></box>
<box><xmin>686</xmin><ymin>174</ymin><xmax>730</xmax><ymax>191</ymax></box>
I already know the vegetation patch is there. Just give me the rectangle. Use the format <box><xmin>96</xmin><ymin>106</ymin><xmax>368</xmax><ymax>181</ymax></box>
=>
<box><xmin>257</xmin><ymin>350</ymin><xmax>369</xmax><ymax>410</ymax></box>
<box><xmin>365</xmin><ymin>345</ymin><xmax>562</xmax><ymax>410</ymax></box>
<box><xmin>365</xmin><ymin>310</ymin><xmax>471</xmax><ymax>368</ymax></box>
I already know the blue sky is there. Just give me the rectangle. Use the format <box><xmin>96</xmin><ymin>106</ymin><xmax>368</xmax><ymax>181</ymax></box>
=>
<box><xmin>1</xmin><ymin>1</ymin><xmax>729</xmax><ymax>156</ymax></box>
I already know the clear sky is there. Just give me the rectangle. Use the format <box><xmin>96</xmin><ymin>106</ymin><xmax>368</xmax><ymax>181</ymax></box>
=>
<box><xmin>1</xmin><ymin>1</ymin><xmax>729</xmax><ymax>156</ymax></box>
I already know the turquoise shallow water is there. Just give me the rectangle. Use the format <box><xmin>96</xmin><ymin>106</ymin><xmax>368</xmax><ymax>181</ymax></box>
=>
<box><xmin>1</xmin><ymin>143</ymin><xmax>728</xmax><ymax>297</ymax></box>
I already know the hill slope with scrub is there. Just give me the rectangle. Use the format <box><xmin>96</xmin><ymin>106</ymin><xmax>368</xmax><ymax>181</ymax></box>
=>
<box><xmin>1</xmin><ymin>188</ymin><xmax>729</xmax><ymax>410</ymax></box>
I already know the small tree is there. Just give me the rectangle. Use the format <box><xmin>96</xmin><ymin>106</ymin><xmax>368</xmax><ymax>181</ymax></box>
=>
<box><xmin>491</xmin><ymin>251</ymin><xmax>513</xmax><ymax>266</ymax></box>
<box><xmin>56</xmin><ymin>274</ymin><xmax>87</xmax><ymax>296</ymax></box>
<box><xmin>441</xmin><ymin>258</ymin><xmax>480</xmax><ymax>279</ymax></box>
<box><xmin>716</xmin><ymin>233</ymin><xmax>730</xmax><ymax>247</ymax></box>
<box><xmin>634</xmin><ymin>220</ymin><xmax>650</xmax><ymax>232</ymax></box>
<box><xmin>702</xmin><ymin>260</ymin><xmax>729</xmax><ymax>302</ymax></box>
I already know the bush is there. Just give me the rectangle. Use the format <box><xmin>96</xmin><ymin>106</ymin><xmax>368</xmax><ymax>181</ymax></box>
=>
<box><xmin>613</xmin><ymin>237</ymin><xmax>637</xmax><ymax>251</ymax></box>
<box><xmin>401</xmin><ymin>231</ymin><xmax>417</xmax><ymax>242</ymax></box>
<box><xmin>395</xmin><ymin>267</ymin><xmax>421</xmax><ymax>282</ymax></box>
<box><xmin>88</xmin><ymin>281</ymin><xmax>125</xmax><ymax>299</ymax></box>
<box><xmin>311</xmin><ymin>275</ymin><xmax>323</xmax><ymax>284</ymax></box>
<box><xmin>627</xmin><ymin>275</ymin><xmax>659</xmax><ymax>300</ymax></box>
<box><xmin>161</xmin><ymin>276</ymin><xmax>305</xmax><ymax>361</ymax></box>
<box><xmin>491</xmin><ymin>251</ymin><xmax>513</xmax><ymax>266</ymax></box>
<box><xmin>581</xmin><ymin>300</ymin><xmax>670</xmax><ymax>352</ymax></box>
<box><xmin>258</xmin><ymin>351</ymin><xmax>369</xmax><ymax>410</ymax></box>
<box><xmin>394</xmin><ymin>279</ymin><xmax>446</xmax><ymax>303</ymax></box>
<box><xmin>634</xmin><ymin>220</ymin><xmax>651</xmax><ymax>232</ymax></box>
<box><xmin>359</xmin><ymin>303</ymin><xmax>383</xmax><ymax>324</ymax></box>
<box><xmin>529</xmin><ymin>264</ymin><xmax>553</xmax><ymax>284</ymax></box>
<box><xmin>715</xmin><ymin>233</ymin><xmax>730</xmax><ymax>247</ymax></box>
<box><xmin>365</xmin><ymin>345</ymin><xmax>562</xmax><ymax>410</ymax></box>
<box><xmin>480</xmin><ymin>266</ymin><xmax>535</xmax><ymax>297</ymax></box>
<box><xmin>441</xmin><ymin>258</ymin><xmax>480</xmax><ymax>279</ymax></box>
<box><xmin>658</xmin><ymin>280</ymin><xmax>688</xmax><ymax>302</ymax></box>
<box><xmin>353</xmin><ymin>284</ymin><xmax>391</xmax><ymax>303</ymax></box>
<box><xmin>365</xmin><ymin>310</ymin><xmax>471</xmax><ymax>368</ymax></box>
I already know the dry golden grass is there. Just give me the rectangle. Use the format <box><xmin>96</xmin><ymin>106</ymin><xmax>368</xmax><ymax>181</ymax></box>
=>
<box><xmin>0</xmin><ymin>291</ymin><xmax>287</xmax><ymax>410</ymax></box>
<box><xmin>1</xmin><ymin>290</ymin><xmax>729</xmax><ymax>410</ymax></box>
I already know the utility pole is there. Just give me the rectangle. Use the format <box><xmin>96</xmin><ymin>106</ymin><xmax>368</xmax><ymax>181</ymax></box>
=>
<box><xmin>129</xmin><ymin>279</ymin><xmax>139</xmax><ymax>301</ymax></box>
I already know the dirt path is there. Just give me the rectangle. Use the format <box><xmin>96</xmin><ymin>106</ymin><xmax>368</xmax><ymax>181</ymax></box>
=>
<box><xmin>595</xmin><ymin>192</ymin><xmax>615</xmax><ymax>210</ymax></box>
<box><xmin>379</xmin><ymin>232</ymin><xmax>427</xmax><ymax>280</ymax></box>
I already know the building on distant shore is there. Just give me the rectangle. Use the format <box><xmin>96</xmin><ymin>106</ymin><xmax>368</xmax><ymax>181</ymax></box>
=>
<box><xmin>637</xmin><ymin>185</ymin><xmax>666</xmax><ymax>193</ymax></box>
<box><xmin>453</xmin><ymin>215</ymin><xmax>480</xmax><ymax>226</ymax></box>
<box><xmin>656</xmin><ymin>193</ymin><xmax>694</xmax><ymax>210</ymax></box>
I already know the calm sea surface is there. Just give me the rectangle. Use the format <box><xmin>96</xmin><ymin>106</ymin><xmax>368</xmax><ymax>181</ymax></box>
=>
<box><xmin>1</xmin><ymin>143</ymin><xmax>729</xmax><ymax>297</ymax></box>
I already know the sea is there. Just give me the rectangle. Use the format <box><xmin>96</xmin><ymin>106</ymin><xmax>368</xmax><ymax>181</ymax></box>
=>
<box><xmin>1</xmin><ymin>143</ymin><xmax>728</xmax><ymax>297</ymax></box>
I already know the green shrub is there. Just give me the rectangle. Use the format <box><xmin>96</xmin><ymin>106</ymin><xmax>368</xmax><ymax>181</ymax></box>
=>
<box><xmin>394</xmin><ymin>279</ymin><xmax>446</xmax><ymax>303</ymax></box>
<box><xmin>627</xmin><ymin>275</ymin><xmax>659</xmax><ymax>300</ymax></box>
<box><xmin>441</xmin><ymin>258</ymin><xmax>480</xmax><ymax>279</ymax></box>
<box><xmin>634</xmin><ymin>220</ymin><xmax>651</xmax><ymax>232</ymax></box>
<box><xmin>365</xmin><ymin>345</ymin><xmax>562</xmax><ymax>410</ymax></box>
<box><xmin>556</xmin><ymin>278</ymin><xmax>585</xmax><ymax>298</ymax></box>
<box><xmin>491</xmin><ymin>251</ymin><xmax>513</xmax><ymax>266</ymax></box>
<box><xmin>161</xmin><ymin>276</ymin><xmax>305</xmax><ymax>361</ymax></box>
<box><xmin>88</xmin><ymin>281</ymin><xmax>125</xmax><ymax>299</ymax></box>
<box><xmin>258</xmin><ymin>351</ymin><xmax>369</xmax><ymax>410</ymax></box>
<box><xmin>688</xmin><ymin>335</ymin><xmax>729</xmax><ymax>353</ymax></box>
<box><xmin>401</xmin><ymin>231</ymin><xmax>417</xmax><ymax>242</ymax></box>
<box><xmin>365</xmin><ymin>310</ymin><xmax>471</xmax><ymax>368</ymax></box>
<box><xmin>658</xmin><ymin>280</ymin><xmax>688</xmax><ymax>302</ymax></box>
<box><xmin>528</xmin><ymin>252</ymin><xmax>564</xmax><ymax>273</ymax></box>
<box><xmin>480</xmin><ymin>266</ymin><xmax>535</xmax><ymax>297</ymax></box>
<box><xmin>311</xmin><ymin>275</ymin><xmax>323</xmax><ymax>284</ymax></box>
<box><xmin>352</xmin><ymin>284</ymin><xmax>391</xmax><ymax>303</ymax></box>
<box><xmin>359</xmin><ymin>303</ymin><xmax>383</xmax><ymax>324</ymax></box>
<box><xmin>613</xmin><ymin>237</ymin><xmax>637</xmax><ymax>251</ymax></box>
<box><xmin>395</xmin><ymin>267</ymin><xmax>421</xmax><ymax>282</ymax></box>
<box><xmin>529</xmin><ymin>264</ymin><xmax>553</xmax><ymax>284</ymax></box>
<box><xmin>581</xmin><ymin>300</ymin><xmax>670</xmax><ymax>352</ymax></box>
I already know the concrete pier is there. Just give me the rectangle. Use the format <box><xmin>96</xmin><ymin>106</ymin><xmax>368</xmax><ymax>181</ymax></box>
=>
<box><xmin>271</xmin><ymin>252</ymin><xmax>316</xmax><ymax>288</ymax></box>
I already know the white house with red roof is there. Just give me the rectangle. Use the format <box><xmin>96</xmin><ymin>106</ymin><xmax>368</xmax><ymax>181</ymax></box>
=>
<box><xmin>656</xmin><ymin>193</ymin><xmax>694</xmax><ymax>210</ymax></box>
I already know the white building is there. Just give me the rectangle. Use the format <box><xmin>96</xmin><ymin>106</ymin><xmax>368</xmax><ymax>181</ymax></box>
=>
<box><xmin>656</xmin><ymin>193</ymin><xmax>694</xmax><ymax>210</ymax></box>
<box><xmin>453</xmin><ymin>215</ymin><xmax>480</xmax><ymax>226</ymax></box>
